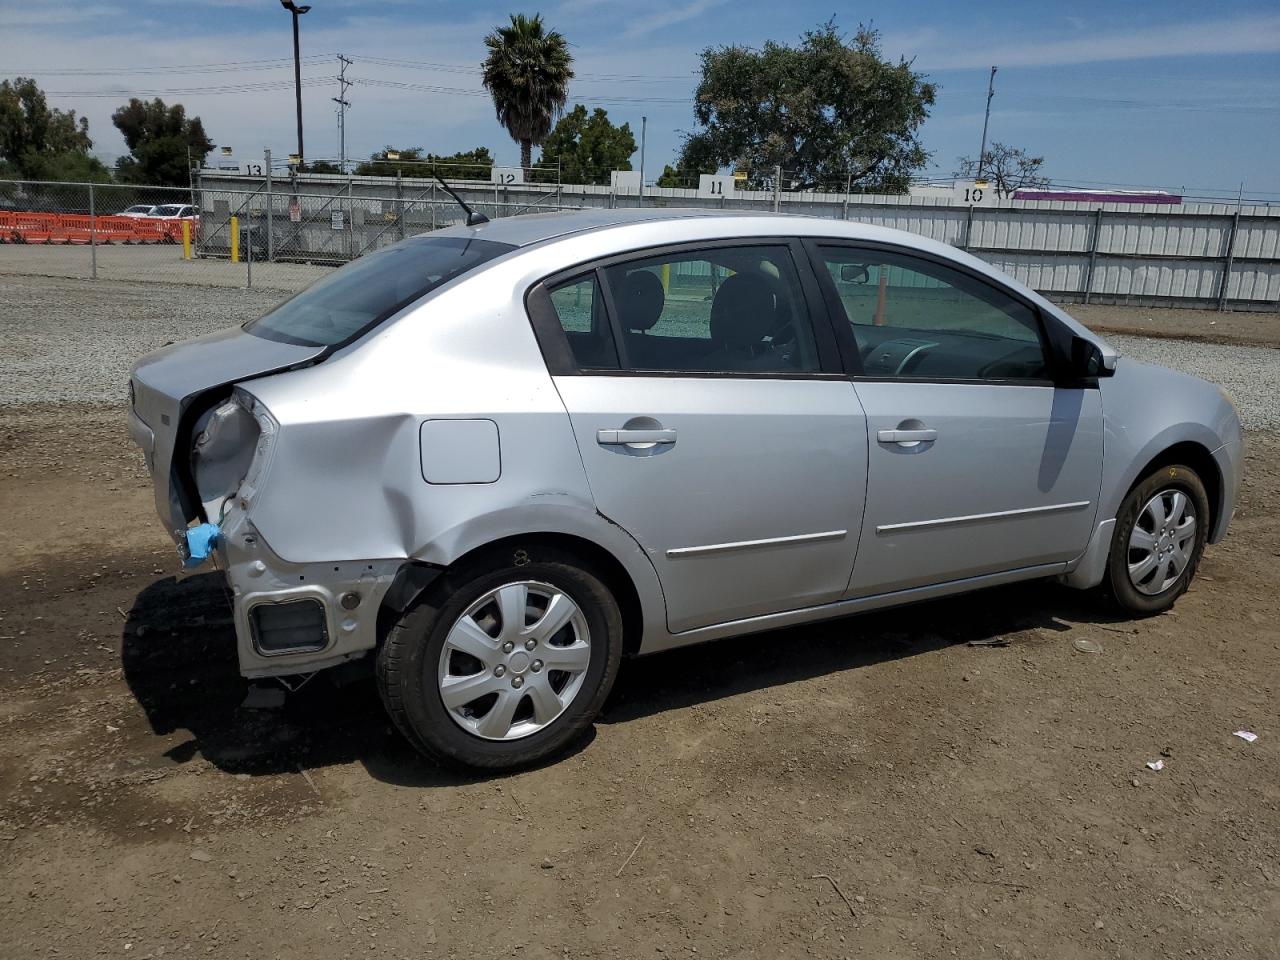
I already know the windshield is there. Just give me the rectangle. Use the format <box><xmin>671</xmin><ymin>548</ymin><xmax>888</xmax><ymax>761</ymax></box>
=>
<box><xmin>244</xmin><ymin>236</ymin><xmax>515</xmax><ymax>348</ymax></box>
<box><xmin>126</xmin><ymin>205</ymin><xmax>152</xmax><ymax>213</ymax></box>
<box><xmin>153</xmin><ymin>205</ymin><xmax>182</xmax><ymax>216</ymax></box>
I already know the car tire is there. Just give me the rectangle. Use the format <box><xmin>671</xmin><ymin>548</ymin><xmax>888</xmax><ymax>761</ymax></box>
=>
<box><xmin>376</xmin><ymin>545</ymin><xmax>623</xmax><ymax>772</ymax></box>
<box><xmin>1104</xmin><ymin>464</ymin><xmax>1210</xmax><ymax>616</ymax></box>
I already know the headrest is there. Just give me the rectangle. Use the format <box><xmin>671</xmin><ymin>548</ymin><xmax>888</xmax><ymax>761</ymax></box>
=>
<box><xmin>616</xmin><ymin>270</ymin><xmax>665</xmax><ymax>332</ymax></box>
<box><xmin>709</xmin><ymin>273</ymin><xmax>776</xmax><ymax>349</ymax></box>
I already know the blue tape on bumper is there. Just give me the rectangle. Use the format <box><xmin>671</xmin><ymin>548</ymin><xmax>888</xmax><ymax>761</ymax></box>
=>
<box><xmin>184</xmin><ymin>522</ymin><xmax>221</xmax><ymax>568</ymax></box>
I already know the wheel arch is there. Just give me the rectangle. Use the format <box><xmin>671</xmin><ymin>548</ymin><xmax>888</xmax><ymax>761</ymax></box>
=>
<box><xmin>438</xmin><ymin>532</ymin><xmax>648</xmax><ymax>657</ymax></box>
<box><xmin>377</xmin><ymin>510</ymin><xmax>665</xmax><ymax>658</ymax></box>
<box><xmin>1126</xmin><ymin>440</ymin><xmax>1222</xmax><ymax>541</ymax></box>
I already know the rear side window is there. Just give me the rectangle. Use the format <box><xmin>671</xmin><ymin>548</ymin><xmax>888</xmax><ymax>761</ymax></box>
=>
<box><xmin>246</xmin><ymin>236</ymin><xmax>514</xmax><ymax>347</ymax></box>
<box><xmin>601</xmin><ymin>245</ymin><xmax>820</xmax><ymax>373</ymax></box>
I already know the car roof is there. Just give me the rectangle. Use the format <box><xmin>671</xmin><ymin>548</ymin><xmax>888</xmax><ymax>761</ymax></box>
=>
<box><xmin>431</xmin><ymin>207</ymin><xmax>752</xmax><ymax>247</ymax></box>
<box><xmin>425</xmin><ymin>206</ymin><xmax>1101</xmax><ymax>346</ymax></box>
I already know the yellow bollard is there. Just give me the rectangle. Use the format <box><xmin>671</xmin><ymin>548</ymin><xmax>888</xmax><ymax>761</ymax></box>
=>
<box><xmin>181</xmin><ymin>220</ymin><xmax>192</xmax><ymax>260</ymax></box>
<box><xmin>230</xmin><ymin>215</ymin><xmax>240</xmax><ymax>263</ymax></box>
<box><xmin>661</xmin><ymin>262</ymin><xmax>669</xmax><ymax>293</ymax></box>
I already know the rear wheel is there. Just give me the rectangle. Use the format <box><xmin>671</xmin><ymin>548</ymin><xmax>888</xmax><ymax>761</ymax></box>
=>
<box><xmin>1104</xmin><ymin>464</ymin><xmax>1209</xmax><ymax>616</ymax></box>
<box><xmin>377</xmin><ymin>546</ymin><xmax>623</xmax><ymax>771</ymax></box>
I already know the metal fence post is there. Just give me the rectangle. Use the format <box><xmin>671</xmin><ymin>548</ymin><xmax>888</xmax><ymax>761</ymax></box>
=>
<box><xmin>961</xmin><ymin>205</ymin><xmax>974</xmax><ymax>251</ymax></box>
<box><xmin>395</xmin><ymin>170</ymin><xmax>404</xmax><ymax>241</ymax></box>
<box><xmin>193</xmin><ymin>167</ymin><xmax>203</xmax><ymax>258</ymax></box>
<box><xmin>265</xmin><ymin>148</ymin><xmax>274</xmax><ymax>262</ymax></box>
<box><xmin>347</xmin><ymin>176</ymin><xmax>355</xmax><ymax>260</ymax></box>
<box><xmin>245</xmin><ymin>225</ymin><xmax>253</xmax><ymax>288</ymax></box>
<box><xmin>1216</xmin><ymin>196</ymin><xmax>1243</xmax><ymax>312</ymax></box>
<box><xmin>773</xmin><ymin>165</ymin><xmax>782</xmax><ymax>212</ymax></box>
<box><xmin>1083</xmin><ymin>207</ymin><xmax>1104</xmax><ymax>304</ymax></box>
<box><xmin>88</xmin><ymin>182</ymin><xmax>97</xmax><ymax>280</ymax></box>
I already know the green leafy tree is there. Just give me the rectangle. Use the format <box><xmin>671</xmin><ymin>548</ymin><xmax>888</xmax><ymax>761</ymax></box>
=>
<box><xmin>353</xmin><ymin>146</ymin><xmax>494</xmax><ymax>180</ymax></box>
<box><xmin>0</xmin><ymin>77</ymin><xmax>110</xmax><ymax>181</ymax></box>
<box><xmin>425</xmin><ymin>147</ymin><xmax>495</xmax><ymax>180</ymax></box>
<box><xmin>481</xmin><ymin>13</ymin><xmax>573</xmax><ymax>171</ymax></box>
<box><xmin>111</xmin><ymin>97</ymin><xmax>213</xmax><ymax>186</ymax></box>
<box><xmin>954</xmin><ymin>142</ymin><xmax>1049</xmax><ymax>193</ymax></box>
<box><xmin>536</xmin><ymin>106</ymin><xmax>635</xmax><ymax>185</ymax></box>
<box><xmin>678</xmin><ymin>22</ymin><xmax>936</xmax><ymax>192</ymax></box>
<box><xmin>301</xmin><ymin>160</ymin><xmax>342</xmax><ymax>174</ymax></box>
<box><xmin>655</xmin><ymin>158</ymin><xmax>717</xmax><ymax>188</ymax></box>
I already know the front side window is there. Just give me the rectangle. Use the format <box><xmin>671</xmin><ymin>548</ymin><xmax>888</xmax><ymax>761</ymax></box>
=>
<box><xmin>599</xmin><ymin>245</ymin><xmax>820</xmax><ymax>374</ymax></box>
<box><xmin>246</xmin><ymin>236</ymin><xmax>514</xmax><ymax>347</ymax></box>
<box><xmin>819</xmin><ymin>246</ymin><xmax>1049</xmax><ymax>381</ymax></box>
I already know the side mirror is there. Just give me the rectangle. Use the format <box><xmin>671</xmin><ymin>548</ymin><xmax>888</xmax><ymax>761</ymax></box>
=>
<box><xmin>839</xmin><ymin>263</ymin><xmax>869</xmax><ymax>284</ymax></box>
<box><xmin>1069</xmin><ymin>335</ymin><xmax>1114</xmax><ymax>378</ymax></box>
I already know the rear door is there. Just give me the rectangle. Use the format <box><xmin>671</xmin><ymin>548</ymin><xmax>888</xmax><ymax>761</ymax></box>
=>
<box><xmin>530</xmin><ymin>240</ymin><xmax>869</xmax><ymax>634</ymax></box>
<box><xmin>807</xmin><ymin>242</ymin><xmax>1104</xmax><ymax>597</ymax></box>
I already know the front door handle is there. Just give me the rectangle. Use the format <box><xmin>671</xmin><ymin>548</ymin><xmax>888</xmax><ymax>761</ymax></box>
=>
<box><xmin>597</xmin><ymin>428</ymin><xmax>677</xmax><ymax>446</ymax></box>
<box><xmin>877</xmin><ymin>428</ymin><xmax>937</xmax><ymax>444</ymax></box>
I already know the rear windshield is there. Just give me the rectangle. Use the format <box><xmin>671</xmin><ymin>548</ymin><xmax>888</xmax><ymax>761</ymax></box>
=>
<box><xmin>245</xmin><ymin>236</ymin><xmax>515</xmax><ymax>348</ymax></box>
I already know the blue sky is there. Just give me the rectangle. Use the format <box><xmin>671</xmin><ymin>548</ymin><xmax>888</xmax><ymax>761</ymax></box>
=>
<box><xmin>2</xmin><ymin>0</ymin><xmax>1278</xmax><ymax>198</ymax></box>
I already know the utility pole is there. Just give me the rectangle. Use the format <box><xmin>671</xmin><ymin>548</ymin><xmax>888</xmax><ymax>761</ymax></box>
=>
<box><xmin>976</xmin><ymin>65</ymin><xmax>997</xmax><ymax>182</ymax></box>
<box><xmin>333</xmin><ymin>54</ymin><xmax>353</xmax><ymax>172</ymax></box>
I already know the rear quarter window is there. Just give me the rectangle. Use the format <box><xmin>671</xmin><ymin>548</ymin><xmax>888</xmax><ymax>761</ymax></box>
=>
<box><xmin>245</xmin><ymin>236</ymin><xmax>515</xmax><ymax>348</ymax></box>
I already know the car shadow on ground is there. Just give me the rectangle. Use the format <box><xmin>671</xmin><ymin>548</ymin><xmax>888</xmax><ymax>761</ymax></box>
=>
<box><xmin>121</xmin><ymin>572</ymin><xmax>1129</xmax><ymax>788</ymax></box>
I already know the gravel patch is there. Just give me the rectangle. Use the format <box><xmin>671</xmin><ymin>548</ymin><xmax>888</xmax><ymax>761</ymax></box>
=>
<box><xmin>2</xmin><ymin>275</ymin><xmax>1276</xmax><ymax>431</ymax></box>
<box><xmin>1</xmin><ymin>275</ymin><xmax>289</xmax><ymax>404</ymax></box>
<box><xmin>1109</xmin><ymin>335</ymin><xmax>1280</xmax><ymax>430</ymax></box>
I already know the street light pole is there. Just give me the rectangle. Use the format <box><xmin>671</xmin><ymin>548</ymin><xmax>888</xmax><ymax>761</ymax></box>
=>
<box><xmin>281</xmin><ymin>1</ymin><xmax>311</xmax><ymax>167</ymax></box>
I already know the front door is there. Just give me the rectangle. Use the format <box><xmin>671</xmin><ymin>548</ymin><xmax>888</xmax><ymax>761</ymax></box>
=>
<box><xmin>539</xmin><ymin>241</ymin><xmax>868</xmax><ymax>633</ymax></box>
<box><xmin>809</xmin><ymin>243</ymin><xmax>1104</xmax><ymax>596</ymax></box>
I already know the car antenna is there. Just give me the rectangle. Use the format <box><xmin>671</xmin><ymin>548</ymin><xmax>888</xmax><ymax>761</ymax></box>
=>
<box><xmin>433</xmin><ymin>173</ymin><xmax>489</xmax><ymax>226</ymax></box>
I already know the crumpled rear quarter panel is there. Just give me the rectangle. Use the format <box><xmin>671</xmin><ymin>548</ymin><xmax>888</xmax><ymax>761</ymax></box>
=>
<box><xmin>242</xmin><ymin>262</ymin><xmax>598</xmax><ymax>566</ymax></box>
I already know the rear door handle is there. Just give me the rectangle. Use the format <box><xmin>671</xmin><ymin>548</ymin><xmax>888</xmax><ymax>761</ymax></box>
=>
<box><xmin>597</xmin><ymin>428</ymin><xmax>677</xmax><ymax>445</ymax></box>
<box><xmin>877</xmin><ymin>428</ymin><xmax>937</xmax><ymax>444</ymax></box>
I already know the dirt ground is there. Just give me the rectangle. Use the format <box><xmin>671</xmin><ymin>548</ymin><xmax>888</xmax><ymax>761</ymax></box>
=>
<box><xmin>1071</xmin><ymin>303</ymin><xmax>1280</xmax><ymax>350</ymax></box>
<box><xmin>1</xmin><ymin>405</ymin><xmax>1278</xmax><ymax>960</ymax></box>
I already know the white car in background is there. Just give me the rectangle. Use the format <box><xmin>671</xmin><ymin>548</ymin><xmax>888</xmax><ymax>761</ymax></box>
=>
<box><xmin>149</xmin><ymin>204</ymin><xmax>198</xmax><ymax>220</ymax></box>
<box><xmin>119</xmin><ymin>204</ymin><xmax>157</xmax><ymax>218</ymax></box>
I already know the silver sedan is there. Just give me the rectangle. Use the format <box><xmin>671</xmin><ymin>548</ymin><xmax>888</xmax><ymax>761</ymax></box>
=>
<box><xmin>128</xmin><ymin>209</ymin><xmax>1244</xmax><ymax>770</ymax></box>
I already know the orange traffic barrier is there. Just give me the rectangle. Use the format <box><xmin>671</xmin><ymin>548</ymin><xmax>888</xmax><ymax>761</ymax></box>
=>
<box><xmin>0</xmin><ymin>210</ymin><xmax>199</xmax><ymax>244</ymax></box>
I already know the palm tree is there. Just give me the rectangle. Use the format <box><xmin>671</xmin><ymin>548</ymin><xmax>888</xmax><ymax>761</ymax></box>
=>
<box><xmin>481</xmin><ymin>14</ymin><xmax>574</xmax><ymax>172</ymax></box>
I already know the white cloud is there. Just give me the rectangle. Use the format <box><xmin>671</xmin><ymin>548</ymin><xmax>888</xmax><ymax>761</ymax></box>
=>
<box><xmin>0</xmin><ymin>3</ymin><xmax>124</xmax><ymax>26</ymax></box>
<box><xmin>889</xmin><ymin>14</ymin><xmax>1280</xmax><ymax>71</ymax></box>
<box><xmin>622</xmin><ymin>0</ymin><xmax>727</xmax><ymax>40</ymax></box>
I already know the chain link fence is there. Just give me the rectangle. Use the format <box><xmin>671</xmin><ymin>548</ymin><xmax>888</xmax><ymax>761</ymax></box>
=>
<box><xmin>0</xmin><ymin>177</ymin><xmax>585</xmax><ymax>293</ymax></box>
<box><xmin>3</xmin><ymin>175</ymin><xmax>1278</xmax><ymax>309</ymax></box>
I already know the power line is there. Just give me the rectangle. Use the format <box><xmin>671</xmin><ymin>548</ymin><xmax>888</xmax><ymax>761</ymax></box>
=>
<box><xmin>44</xmin><ymin>78</ymin><xmax>336</xmax><ymax>98</ymax></box>
<box><xmin>352</xmin><ymin>77</ymin><xmax>692</xmax><ymax>105</ymax></box>
<box><xmin>357</xmin><ymin>54</ymin><xmax>695</xmax><ymax>83</ymax></box>
<box><xmin>7</xmin><ymin>56</ymin><xmax>333</xmax><ymax>77</ymax></box>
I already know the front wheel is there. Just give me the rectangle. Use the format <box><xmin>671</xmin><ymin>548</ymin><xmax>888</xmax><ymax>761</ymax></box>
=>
<box><xmin>1104</xmin><ymin>464</ymin><xmax>1210</xmax><ymax>616</ymax></box>
<box><xmin>377</xmin><ymin>546</ymin><xmax>623</xmax><ymax>771</ymax></box>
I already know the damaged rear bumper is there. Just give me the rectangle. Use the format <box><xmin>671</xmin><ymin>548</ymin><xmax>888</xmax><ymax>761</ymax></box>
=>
<box><xmin>217</xmin><ymin>507</ymin><xmax>401</xmax><ymax>678</ymax></box>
